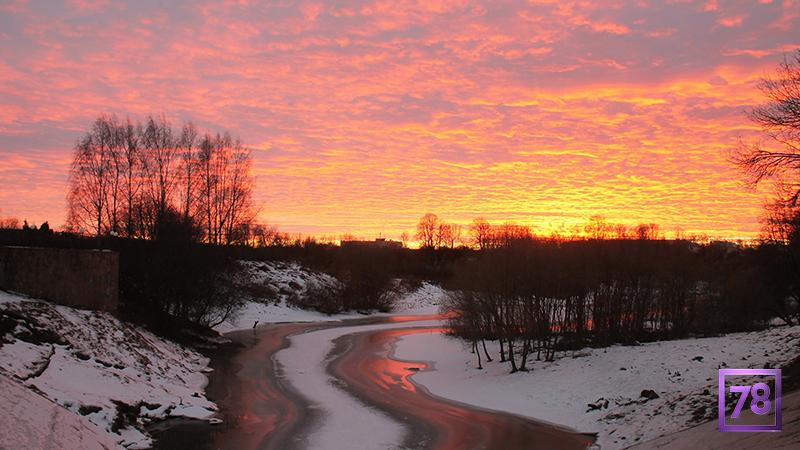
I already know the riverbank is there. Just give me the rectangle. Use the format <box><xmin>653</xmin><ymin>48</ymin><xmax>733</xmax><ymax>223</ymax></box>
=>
<box><xmin>0</xmin><ymin>290</ymin><xmax>217</xmax><ymax>449</ymax></box>
<box><xmin>0</xmin><ymin>373</ymin><xmax>120</xmax><ymax>449</ymax></box>
<box><xmin>630</xmin><ymin>389</ymin><xmax>800</xmax><ymax>449</ymax></box>
<box><xmin>152</xmin><ymin>316</ymin><xmax>444</xmax><ymax>450</ymax></box>
<box><xmin>393</xmin><ymin>324</ymin><xmax>800</xmax><ymax>449</ymax></box>
<box><xmin>328</xmin><ymin>326</ymin><xmax>593</xmax><ymax>450</ymax></box>
<box><xmin>215</xmin><ymin>259</ymin><xmax>446</xmax><ymax>333</ymax></box>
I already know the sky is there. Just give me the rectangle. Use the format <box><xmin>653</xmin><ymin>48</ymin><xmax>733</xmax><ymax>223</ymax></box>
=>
<box><xmin>1</xmin><ymin>0</ymin><xmax>798</xmax><ymax>240</ymax></box>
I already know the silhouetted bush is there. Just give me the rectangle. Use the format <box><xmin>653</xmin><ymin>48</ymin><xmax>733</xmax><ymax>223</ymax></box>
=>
<box><xmin>291</xmin><ymin>279</ymin><xmax>344</xmax><ymax>315</ymax></box>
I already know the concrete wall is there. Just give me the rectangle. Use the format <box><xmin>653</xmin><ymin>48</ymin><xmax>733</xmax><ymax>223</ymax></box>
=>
<box><xmin>0</xmin><ymin>246</ymin><xmax>118</xmax><ymax>312</ymax></box>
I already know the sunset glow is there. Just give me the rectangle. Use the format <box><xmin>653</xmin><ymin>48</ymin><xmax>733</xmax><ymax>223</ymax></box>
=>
<box><xmin>1</xmin><ymin>0</ymin><xmax>799</xmax><ymax>239</ymax></box>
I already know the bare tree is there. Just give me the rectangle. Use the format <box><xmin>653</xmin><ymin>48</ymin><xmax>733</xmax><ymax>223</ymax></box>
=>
<box><xmin>451</xmin><ymin>223</ymin><xmax>463</xmax><ymax>247</ymax></box>
<box><xmin>400</xmin><ymin>231</ymin><xmax>410</xmax><ymax>248</ymax></box>
<box><xmin>67</xmin><ymin>120</ymin><xmax>112</xmax><ymax>235</ymax></box>
<box><xmin>120</xmin><ymin>118</ymin><xmax>142</xmax><ymax>237</ymax></box>
<box><xmin>196</xmin><ymin>133</ymin><xmax>255</xmax><ymax>244</ymax></box>
<box><xmin>437</xmin><ymin>223</ymin><xmax>454</xmax><ymax>248</ymax></box>
<box><xmin>416</xmin><ymin>213</ymin><xmax>440</xmax><ymax>248</ymax></box>
<box><xmin>178</xmin><ymin>121</ymin><xmax>198</xmax><ymax>222</ymax></box>
<box><xmin>613</xmin><ymin>223</ymin><xmax>629</xmax><ymax>239</ymax></box>
<box><xmin>495</xmin><ymin>222</ymin><xmax>533</xmax><ymax>247</ymax></box>
<box><xmin>470</xmin><ymin>217</ymin><xmax>493</xmax><ymax>249</ymax></box>
<box><xmin>95</xmin><ymin>115</ymin><xmax>124</xmax><ymax>235</ymax></box>
<box><xmin>635</xmin><ymin>223</ymin><xmax>661</xmax><ymax>240</ymax></box>
<box><xmin>0</xmin><ymin>217</ymin><xmax>20</xmax><ymax>229</ymax></box>
<box><xmin>68</xmin><ymin>114</ymin><xmax>255</xmax><ymax>245</ymax></box>
<box><xmin>224</xmin><ymin>138</ymin><xmax>255</xmax><ymax>244</ymax></box>
<box><xmin>141</xmin><ymin>115</ymin><xmax>177</xmax><ymax>234</ymax></box>
<box><xmin>584</xmin><ymin>215</ymin><xmax>610</xmax><ymax>240</ymax></box>
<box><xmin>734</xmin><ymin>50</ymin><xmax>800</xmax><ymax>204</ymax></box>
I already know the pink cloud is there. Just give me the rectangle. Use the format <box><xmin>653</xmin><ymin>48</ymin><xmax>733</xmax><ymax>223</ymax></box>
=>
<box><xmin>0</xmin><ymin>0</ymin><xmax>796</xmax><ymax>238</ymax></box>
<box><xmin>718</xmin><ymin>15</ymin><xmax>745</xmax><ymax>27</ymax></box>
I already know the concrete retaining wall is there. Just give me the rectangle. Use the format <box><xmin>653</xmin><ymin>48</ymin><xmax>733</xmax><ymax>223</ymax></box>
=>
<box><xmin>0</xmin><ymin>246</ymin><xmax>118</xmax><ymax>312</ymax></box>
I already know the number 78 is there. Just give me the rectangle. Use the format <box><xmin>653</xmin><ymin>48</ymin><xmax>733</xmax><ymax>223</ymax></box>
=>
<box><xmin>729</xmin><ymin>383</ymin><xmax>771</xmax><ymax>418</ymax></box>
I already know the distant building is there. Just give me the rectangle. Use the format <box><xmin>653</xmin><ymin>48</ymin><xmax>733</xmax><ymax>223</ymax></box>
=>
<box><xmin>340</xmin><ymin>237</ymin><xmax>403</xmax><ymax>249</ymax></box>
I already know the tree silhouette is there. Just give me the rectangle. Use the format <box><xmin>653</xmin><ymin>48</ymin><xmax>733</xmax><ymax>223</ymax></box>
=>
<box><xmin>735</xmin><ymin>50</ymin><xmax>800</xmax><ymax>204</ymax></box>
<box><xmin>415</xmin><ymin>213</ymin><xmax>440</xmax><ymax>248</ymax></box>
<box><xmin>67</xmin><ymin>114</ymin><xmax>254</xmax><ymax>244</ymax></box>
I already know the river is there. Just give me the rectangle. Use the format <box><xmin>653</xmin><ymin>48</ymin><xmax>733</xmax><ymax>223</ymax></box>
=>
<box><xmin>151</xmin><ymin>315</ymin><xmax>594</xmax><ymax>450</ymax></box>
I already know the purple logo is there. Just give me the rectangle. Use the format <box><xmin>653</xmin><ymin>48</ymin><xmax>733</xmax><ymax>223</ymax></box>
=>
<box><xmin>718</xmin><ymin>368</ymin><xmax>781</xmax><ymax>432</ymax></box>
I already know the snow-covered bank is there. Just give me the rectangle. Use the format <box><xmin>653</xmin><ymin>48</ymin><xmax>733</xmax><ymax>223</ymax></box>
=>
<box><xmin>391</xmin><ymin>281</ymin><xmax>447</xmax><ymax>315</ymax></box>
<box><xmin>0</xmin><ymin>373</ymin><xmax>119</xmax><ymax>449</ymax></box>
<box><xmin>0</xmin><ymin>291</ymin><xmax>216</xmax><ymax>449</ymax></box>
<box><xmin>276</xmin><ymin>319</ymin><xmax>442</xmax><ymax>450</ymax></box>
<box><xmin>630</xmin><ymin>389</ymin><xmax>800</xmax><ymax>449</ymax></box>
<box><xmin>215</xmin><ymin>260</ymin><xmax>351</xmax><ymax>333</ymax></box>
<box><xmin>216</xmin><ymin>260</ymin><xmax>447</xmax><ymax>332</ymax></box>
<box><xmin>394</xmin><ymin>325</ymin><xmax>800</xmax><ymax>449</ymax></box>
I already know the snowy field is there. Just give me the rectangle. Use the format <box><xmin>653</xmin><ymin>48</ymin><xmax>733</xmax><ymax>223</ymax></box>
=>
<box><xmin>394</xmin><ymin>325</ymin><xmax>800</xmax><ymax>449</ymax></box>
<box><xmin>0</xmin><ymin>291</ymin><xmax>216</xmax><ymax>449</ymax></box>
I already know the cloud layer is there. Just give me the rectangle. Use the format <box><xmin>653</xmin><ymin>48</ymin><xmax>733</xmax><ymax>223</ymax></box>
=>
<box><xmin>1</xmin><ymin>0</ymin><xmax>798</xmax><ymax>238</ymax></box>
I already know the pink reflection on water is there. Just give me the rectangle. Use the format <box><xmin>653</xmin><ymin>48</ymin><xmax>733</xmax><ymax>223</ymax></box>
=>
<box><xmin>363</xmin><ymin>327</ymin><xmax>447</xmax><ymax>393</ymax></box>
<box><xmin>333</xmin><ymin>325</ymin><xmax>594</xmax><ymax>450</ymax></box>
<box><xmin>386</xmin><ymin>312</ymin><xmax>456</xmax><ymax>323</ymax></box>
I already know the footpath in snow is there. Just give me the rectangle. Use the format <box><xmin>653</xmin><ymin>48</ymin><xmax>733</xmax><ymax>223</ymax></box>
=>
<box><xmin>393</xmin><ymin>325</ymin><xmax>800</xmax><ymax>449</ymax></box>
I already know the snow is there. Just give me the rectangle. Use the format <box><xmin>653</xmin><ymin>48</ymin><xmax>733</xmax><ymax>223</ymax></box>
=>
<box><xmin>276</xmin><ymin>319</ymin><xmax>441</xmax><ymax>450</ymax></box>
<box><xmin>0</xmin><ymin>373</ymin><xmax>119</xmax><ymax>450</ymax></box>
<box><xmin>394</xmin><ymin>325</ymin><xmax>800</xmax><ymax>449</ymax></box>
<box><xmin>215</xmin><ymin>260</ymin><xmax>446</xmax><ymax>332</ymax></box>
<box><xmin>0</xmin><ymin>338</ymin><xmax>51</xmax><ymax>378</ymax></box>
<box><xmin>0</xmin><ymin>260</ymin><xmax>450</xmax><ymax>449</ymax></box>
<box><xmin>631</xmin><ymin>389</ymin><xmax>800</xmax><ymax>449</ymax></box>
<box><xmin>215</xmin><ymin>299</ymin><xmax>371</xmax><ymax>333</ymax></box>
<box><xmin>0</xmin><ymin>290</ymin><xmax>216</xmax><ymax>449</ymax></box>
<box><xmin>214</xmin><ymin>260</ymin><xmax>357</xmax><ymax>333</ymax></box>
<box><xmin>392</xmin><ymin>282</ymin><xmax>447</xmax><ymax>315</ymax></box>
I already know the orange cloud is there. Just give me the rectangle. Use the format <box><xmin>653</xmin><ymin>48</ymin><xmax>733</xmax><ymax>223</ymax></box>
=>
<box><xmin>0</xmin><ymin>0</ymin><xmax>797</xmax><ymax>240</ymax></box>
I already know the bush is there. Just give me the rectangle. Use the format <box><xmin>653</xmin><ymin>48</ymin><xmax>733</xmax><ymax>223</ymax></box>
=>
<box><xmin>290</xmin><ymin>279</ymin><xmax>344</xmax><ymax>315</ymax></box>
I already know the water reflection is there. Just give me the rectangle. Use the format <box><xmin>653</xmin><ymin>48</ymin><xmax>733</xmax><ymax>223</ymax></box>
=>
<box><xmin>331</xmin><ymin>326</ymin><xmax>594</xmax><ymax>450</ymax></box>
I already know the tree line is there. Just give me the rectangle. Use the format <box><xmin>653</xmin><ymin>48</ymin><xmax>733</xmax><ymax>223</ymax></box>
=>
<box><xmin>445</xmin><ymin>238</ymin><xmax>793</xmax><ymax>372</ymax></box>
<box><xmin>67</xmin><ymin>114</ymin><xmax>254</xmax><ymax>245</ymax></box>
<box><xmin>414</xmin><ymin>213</ymin><xmax>684</xmax><ymax>251</ymax></box>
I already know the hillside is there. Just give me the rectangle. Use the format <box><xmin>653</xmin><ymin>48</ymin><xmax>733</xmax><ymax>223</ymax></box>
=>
<box><xmin>0</xmin><ymin>291</ymin><xmax>216</xmax><ymax>449</ymax></box>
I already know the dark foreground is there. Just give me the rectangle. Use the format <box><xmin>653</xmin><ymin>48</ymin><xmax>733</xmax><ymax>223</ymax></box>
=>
<box><xmin>152</xmin><ymin>315</ymin><xmax>593</xmax><ymax>450</ymax></box>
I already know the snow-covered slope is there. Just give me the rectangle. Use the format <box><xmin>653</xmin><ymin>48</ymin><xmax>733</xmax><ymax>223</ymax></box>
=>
<box><xmin>237</xmin><ymin>260</ymin><xmax>342</xmax><ymax>298</ymax></box>
<box><xmin>215</xmin><ymin>260</ymin><xmax>350</xmax><ymax>332</ymax></box>
<box><xmin>0</xmin><ymin>291</ymin><xmax>216</xmax><ymax>449</ymax></box>
<box><xmin>392</xmin><ymin>281</ymin><xmax>447</xmax><ymax>315</ymax></box>
<box><xmin>215</xmin><ymin>261</ymin><xmax>446</xmax><ymax>333</ymax></box>
<box><xmin>631</xmin><ymin>389</ymin><xmax>800</xmax><ymax>449</ymax></box>
<box><xmin>394</xmin><ymin>324</ymin><xmax>800</xmax><ymax>449</ymax></box>
<box><xmin>0</xmin><ymin>373</ymin><xmax>120</xmax><ymax>450</ymax></box>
